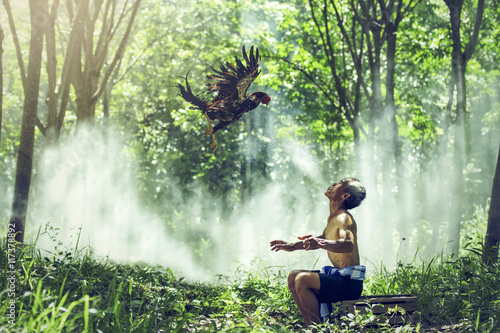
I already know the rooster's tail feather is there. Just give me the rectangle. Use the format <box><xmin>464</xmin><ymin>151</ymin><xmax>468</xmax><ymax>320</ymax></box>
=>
<box><xmin>177</xmin><ymin>72</ymin><xmax>208</xmax><ymax>112</ymax></box>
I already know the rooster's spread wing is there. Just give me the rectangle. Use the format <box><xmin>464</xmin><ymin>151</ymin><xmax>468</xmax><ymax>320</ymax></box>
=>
<box><xmin>206</xmin><ymin>46</ymin><xmax>261</xmax><ymax>104</ymax></box>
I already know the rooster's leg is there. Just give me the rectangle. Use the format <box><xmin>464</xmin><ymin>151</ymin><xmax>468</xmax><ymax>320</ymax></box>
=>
<box><xmin>204</xmin><ymin>112</ymin><xmax>214</xmax><ymax>135</ymax></box>
<box><xmin>204</xmin><ymin>112</ymin><xmax>218</xmax><ymax>153</ymax></box>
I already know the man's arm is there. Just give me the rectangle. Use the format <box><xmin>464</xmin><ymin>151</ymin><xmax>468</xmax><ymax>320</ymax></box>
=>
<box><xmin>314</xmin><ymin>228</ymin><xmax>354</xmax><ymax>253</ymax></box>
<box><xmin>269</xmin><ymin>240</ymin><xmax>302</xmax><ymax>252</ymax></box>
<box><xmin>297</xmin><ymin>234</ymin><xmax>324</xmax><ymax>250</ymax></box>
<box><xmin>270</xmin><ymin>235</ymin><xmax>324</xmax><ymax>252</ymax></box>
<box><xmin>308</xmin><ymin>213</ymin><xmax>356</xmax><ymax>253</ymax></box>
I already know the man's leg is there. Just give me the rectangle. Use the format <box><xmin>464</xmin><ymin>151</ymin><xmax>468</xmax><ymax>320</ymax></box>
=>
<box><xmin>288</xmin><ymin>270</ymin><xmax>310</xmax><ymax>322</ymax></box>
<box><xmin>288</xmin><ymin>270</ymin><xmax>321</xmax><ymax>326</ymax></box>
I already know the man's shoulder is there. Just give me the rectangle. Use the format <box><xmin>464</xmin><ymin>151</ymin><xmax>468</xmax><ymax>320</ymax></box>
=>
<box><xmin>335</xmin><ymin>211</ymin><xmax>355</xmax><ymax>226</ymax></box>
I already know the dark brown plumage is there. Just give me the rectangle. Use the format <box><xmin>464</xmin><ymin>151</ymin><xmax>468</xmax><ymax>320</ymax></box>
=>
<box><xmin>177</xmin><ymin>46</ymin><xmax>271</xmax><ymax>153</ymax></box>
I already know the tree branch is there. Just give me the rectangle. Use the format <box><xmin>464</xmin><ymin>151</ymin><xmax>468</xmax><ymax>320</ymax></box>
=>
<box><xmin>93</xmin><ymin>0</ymin><xmax>141</xmax><ymax>101</ymax></box>
<box><xmin>267</xmin><ymin>55</ymin><xmax>337</xmax><ymax>108</ymax></box>
<box><xmin>44</xmin><ymin>0</ymin><xmax>61</xmax><ymax>139</ymax></box>
<box><xmin>36</xmin><ymin>116</ymin><xmax>46</xmax><ymax>136</ymax></box>
<box><xmin>331</xmin><ymin>0</ymin><xmax>370</xmax><ymax>101</ymax></box>
<box><xmin>464</xmin><ymin>0</ymin><xmax>485</xmax><ymax>62</ymax></box>
<box><xmin>2</xmin><ymin>0</ymin><xmax>27</xmax><ymax>90</ymax></box>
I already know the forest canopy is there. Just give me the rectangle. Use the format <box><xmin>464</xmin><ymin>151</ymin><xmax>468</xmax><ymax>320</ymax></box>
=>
<box><xmin>0</xmin><ymin>0</ymin><xmax>499</xmax><ymax>277</ymax></box>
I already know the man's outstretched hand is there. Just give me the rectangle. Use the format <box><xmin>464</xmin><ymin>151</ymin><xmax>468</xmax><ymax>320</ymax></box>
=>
<box><xmin>270</xmin><ymin>240</ymin><xmax>295</xmax><ymax>252</ymax></box>
<box><xmin>297</xmin><ymin>235</ymin><xmax>321</xmax><ymax>250</ymax></box>
<box><xmin>271</xmin><ymin>235</ymin><xmax>325</xmax><ymax>252</ymax></box>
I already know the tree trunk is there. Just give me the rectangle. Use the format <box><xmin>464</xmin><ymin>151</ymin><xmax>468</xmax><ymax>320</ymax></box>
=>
<box><xmin>9</xmin><ymin>0</ymin><xmax>46</xmax><ymax>243</ymax></box>
<box><xmin>45</xmin><ymin>0</ymin><xmax>61</xmax><ymax>145</ymax></box>
<box><xmin>483</xmin><ymin>143</ymin><xmax>500</xmax><ymax>264</ymax></box>
<box><xmin>445</xmin><ymin>0</ymin><xmax>466</xmax><ymax>255</ymax></box>
<box><xmin>443</xmin><ymin>0</ymin><xmax>485</xmax><ymax>254</ymax></box>
<box><xmin>71</xmin><ymin>0</ymin><xmax>141</xmax><ymax>126</ymax></box>
<box><xmin>0</xmin><ymin>26</ymin><xmax>3</xmax><ymax>145</ymax></box>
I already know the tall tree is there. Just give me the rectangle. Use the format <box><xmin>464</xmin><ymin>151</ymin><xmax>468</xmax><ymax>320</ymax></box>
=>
<box><xmin>0</xmin><ymin>25</ymin><xmax>3</xmax><ymax>145</ymax></box>
<box><xmin>443</xmin><ymin>0</ymin><xmax>485</xmax><ymax>254</ymax></box>
<box><xmin>5</xmin><ymin>0</ymin><xmax>47</xmax><ymax>243</ymax></box>
<box><xmin>304</xmin><ymin>0</ymin><xmax>421</xmax><ymax>259</ymax></box>
<box><xmin>40</xmin><ymin>0</ymin><xmax>141</xmax><ymax>142</ymax></box>
<box><xmin>4</xmin><ymin>0</ymin><xmax>141</xmax><ymax>242</ymax></box>
<box><xmin>70</xmin><ymin>0</ymin><xmax>141</xmax><ymax>126</ymax></box>
<box><xmin>484</xmin><ymin>142</ymin><xmax>500</xmax><ymax>264</ymax></box>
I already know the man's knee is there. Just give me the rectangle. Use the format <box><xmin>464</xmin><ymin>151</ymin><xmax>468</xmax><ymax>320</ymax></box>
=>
<box><xmin>287</xmin><ymin>270</ymin><xmax>298</xmax><ymax>291</ymax></box>
<box><xmin>288</xmin><ymin>270</ymin><xmax>302</xmax><ymax>291</ymax></box>
<box><xmin>294</xmin><ymin>272</ymin><xmax>319</xmax><ymax>292</ymax></box>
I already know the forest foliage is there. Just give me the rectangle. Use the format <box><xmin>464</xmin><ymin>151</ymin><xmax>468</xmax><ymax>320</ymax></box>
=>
<box><xmin>1</xmin><ymin>0</ymin><xmax>498</xmax><ymax>259</ymax></box>
<box><xmin>1</xmin><ymin>0</ymin><xmax>500</xmax><ymax>330</ymax></box>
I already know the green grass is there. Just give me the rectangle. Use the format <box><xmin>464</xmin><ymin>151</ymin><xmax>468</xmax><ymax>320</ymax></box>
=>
<box><xmin>1</xmin><ymin>238</ymin><xmax>499</xmax><ymax>332</ymax></box>
<box><xmin>364</xmin><ymin>244</ymin><xmax>500</xmax><ymax>332</ymax></box>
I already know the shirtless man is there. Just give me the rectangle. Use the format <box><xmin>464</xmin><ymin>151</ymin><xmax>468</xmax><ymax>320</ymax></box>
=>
<box><xmin>270</xmin><ymin>178</ymin><xmax>366</xmax><ymax>326</ymax></box>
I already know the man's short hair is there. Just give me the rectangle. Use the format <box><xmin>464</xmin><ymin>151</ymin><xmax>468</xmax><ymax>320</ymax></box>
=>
<box><xmin>343</xmin><ymin>178</ymin><xmax>366</xmax><ymax>210</ymax></box>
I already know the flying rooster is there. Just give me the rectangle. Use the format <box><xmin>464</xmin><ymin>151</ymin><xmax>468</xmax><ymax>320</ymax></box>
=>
<box><xmin>177</xmin><ymin>46</ymin><xmax>271</xmax><ymax>153</ymax></box>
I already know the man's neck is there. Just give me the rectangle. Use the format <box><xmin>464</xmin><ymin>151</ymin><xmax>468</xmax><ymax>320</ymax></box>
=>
<box><xmin>328</xmin><ymin>199</ymin><xmax>345</xmax><ymax>216</ymax></box>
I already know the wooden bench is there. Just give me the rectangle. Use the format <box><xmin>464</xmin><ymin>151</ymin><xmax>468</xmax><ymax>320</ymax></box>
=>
<box><xmin>341</xmin><ymin>295</ymin><xmax>418</xmax><ymax>325</ymax></box>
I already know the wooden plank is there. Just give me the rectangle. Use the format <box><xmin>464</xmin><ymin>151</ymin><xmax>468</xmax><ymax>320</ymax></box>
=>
<box><xmin>341</xmin><ymin>295</ymin><xmax>418</xmax><ymax>314</ymax></box>
<box><xmin>344</xmin><ymin>310</ymin><xmax>417</xmax><ymax>325</ymax></box>
<box><xmin>342</xmin><ymin>295</ymin><xmax>417</xmax><ymax>305</ymax></box>
<box><xmin>348</xmin><ymin>303</ymin><xmax>418</xmax><ymax>314</ymax></box>
<box><xmin>340</xmin><ymin>295</ymin><xmax>418</xmax><ymax>326</ymax></box>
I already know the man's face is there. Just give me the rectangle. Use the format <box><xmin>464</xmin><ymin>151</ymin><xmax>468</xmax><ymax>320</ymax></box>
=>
<box><xmin>324</xmin><ymin>179</ymin><xmax>348</xmax><ymax>198</ymax></box>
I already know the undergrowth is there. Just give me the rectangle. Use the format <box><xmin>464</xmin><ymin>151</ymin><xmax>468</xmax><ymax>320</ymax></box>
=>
<box><xmin>0</xmin><ymin>237</ymin><xmax>499</xmax><ymax>332</ymax></box>
<box><xmin>364</xmin><ymin>242</ymin><xmax>500</xmax><ymax>332</ymax></box>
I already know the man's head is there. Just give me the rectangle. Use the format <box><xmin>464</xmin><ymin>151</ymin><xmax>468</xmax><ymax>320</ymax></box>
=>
<box><xmin>325</xmin><ymin>178</ymin><xmax>366</xmax><ymax>210</ymax></box>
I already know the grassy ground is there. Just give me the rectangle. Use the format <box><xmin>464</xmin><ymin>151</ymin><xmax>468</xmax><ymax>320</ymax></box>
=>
<box><xmin>1</xmin><ymin>240</ymin><xmax>499</xmax><ymax>332</ymax></box>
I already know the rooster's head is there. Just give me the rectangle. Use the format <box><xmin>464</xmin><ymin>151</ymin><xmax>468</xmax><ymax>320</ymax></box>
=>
<box><xmin>249</xmin><ymin>92</ymin><xmax>271</xmax><ymax>106</ymax></box>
